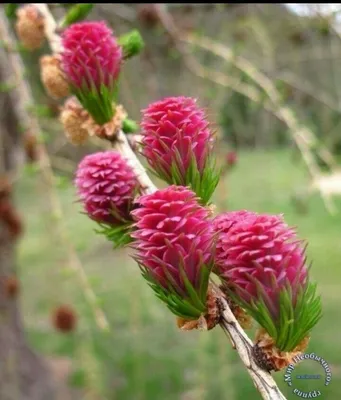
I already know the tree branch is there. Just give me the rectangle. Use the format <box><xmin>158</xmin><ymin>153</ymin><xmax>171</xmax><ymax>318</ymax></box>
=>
<box><xmin>1</xmin><ymin>9</ymin><xmax>109</xmax><ymax>332</ymax></box>
<box><xmin>31</xmin><ymin>4</ymin><xmax>287</xmax><ymax>399</ymax></box>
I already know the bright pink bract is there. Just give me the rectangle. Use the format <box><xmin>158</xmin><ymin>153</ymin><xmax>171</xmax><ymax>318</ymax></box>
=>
<box><xmin>213</xmin><ymin>210</ymin><xmax>308</xmax><ymax>318</ymax></box>
<box><xmin>140</xmin><ymin>96</ymin><xmax>214</xmax><ymax>181</ymax></box>
<box><xmin>61</xmin><ymin>21</ymin><xmax>122</xmax><ymax>90</ymax></box>
<box><xmin>131</xmin><ymin>185</ymin><xmax>214</xmax><ymax>295</ymax></box>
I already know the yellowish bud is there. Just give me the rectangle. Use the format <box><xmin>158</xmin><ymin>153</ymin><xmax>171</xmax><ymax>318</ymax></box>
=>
<box><xmin>60</xmin><ymin>98</ymin><xmax>90</xmax><ymax>146</ymax></box>
<box><xmin>15</xmin><ymin>5</ymin><xmax>45</xmax><ymax>51</ymax></box>
<box><xmin>40</xmin><ymin>55</ymin><xmax>70</xmax><ymax>99</ymax></box>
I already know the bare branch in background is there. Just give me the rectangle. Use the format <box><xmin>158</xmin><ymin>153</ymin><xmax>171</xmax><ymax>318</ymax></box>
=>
<box><xmin>0</xmin><ymin>12</ymin><xmax>110</xmax><ymax>332</ymax></box>
<box><xmin>150</xmin><ymin>4</ymin><xmax>337</xmax><ymax>215</ymax></box>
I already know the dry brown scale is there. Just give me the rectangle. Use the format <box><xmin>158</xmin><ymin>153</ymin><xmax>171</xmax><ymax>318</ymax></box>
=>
<box><xmin>176</xmin><ymin>285</ymin><xmax>222</xmax><ymax>331</ymax></box>
<box><xmin>253</xmin><ymin>328</ymin><xmax>310</xmax><ymax>372</ymax></box>
<box><xmin>219</xmin><ymin>284</ymin><xmax>253</xmax><ymax>330</ymax></box>
<box><xmin>83</xmin><ymin>104</ymin><xmax>128</xmax><ymax>141</ymax></box>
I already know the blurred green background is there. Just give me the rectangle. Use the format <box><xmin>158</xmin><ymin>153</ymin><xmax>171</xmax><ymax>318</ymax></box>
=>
<box><xmin>8</xmin><ymin>3</ymin><xmax>341</xmax><ymax>399</ymax></box>
<box><xmin>17</xmin><ymin>149</ymin><xmax>341</xmax><ymax>399</ymax></box>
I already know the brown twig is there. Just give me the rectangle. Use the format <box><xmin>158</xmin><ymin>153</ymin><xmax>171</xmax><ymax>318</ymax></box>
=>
<box><xmin>1</xmin><ymin>8</ymin><xmax>109</xmax><ymax>331</ymax></box>
<box><xmin>33</xmin><ymin>4</ymin><xmax>287</xmax><ymax>399</ymax></box>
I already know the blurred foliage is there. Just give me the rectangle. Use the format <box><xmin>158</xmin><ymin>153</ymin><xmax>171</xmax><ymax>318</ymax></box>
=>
<box><xmin>5</xmin><ymin>3</ymin><xmax>18</xmax><ymax>20</ymax></box>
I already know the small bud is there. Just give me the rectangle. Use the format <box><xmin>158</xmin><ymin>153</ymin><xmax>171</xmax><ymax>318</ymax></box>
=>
<box><xmin>118</xmin><ymin>30</ymin><xmax>145</xmax><ymax>60</ymax></box>
<box><xmin>23</xmin><ymin>132</ymin><xmax>39</xmax><ymax>163</ymax></box>
<box><xmin>40</xmin><ymin>55</ymin><xmax>70</xmax><ymax>99</ymax></box>
<box><xmin>61</xmin><ymin>4</ymin><xmax>94</xmax><ymax>27</ymax></box>
<box><xmin>60</xmin><ymin>97</ymin><xmax>89</xmax><ymax>145</ymax></box>
<box><xmin>5</xmin><ymin>4</ymin><xmax>18</xmax><ymax>20</ymax></box>
<box><xmin>52</xmin><ymin>305</ymin><xmax>77</xmax><ymax>333</ymax></box>
<box><xmin>137</xmin><ymin>5</ymin><xmax>159</xmax><ymax>27</ymax></box>
<box><xmin>0</xmin><ymin>200</ymin><xmax>24</xmax><ymax>239</ymax></box>
<box><xmin>2</xmin><ymin>276</ymin><xmax>20</xmax><ymax>299</ymax></box>
<box><xmin>15</xmin><ymin>5</ymin><xmax>45</xmax><ymax>51</ymax></box>
<box><xmin>122</xmin><ymin>118</ymin><xmax>138</xmax><ymax>134</ymax></box>
<box><xmin>0</xmin><ymin>176</ymin><xmax>12</xmax><ymax>200</ymax></box>
<box><xmin>226</xmin><ymin>151</ymin><xmax>237</xmax><ymax>167</ymax></box>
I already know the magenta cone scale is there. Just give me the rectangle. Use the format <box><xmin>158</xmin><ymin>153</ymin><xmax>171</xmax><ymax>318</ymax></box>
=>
<box><xmin>140</xmin><ymin>97</ymin><xmax>219</xmax><ymax>204</ymax></box>
<box><xmin>131</xmin><ymin>185</ymin><xmax>215</xmax><ymax>318</ymax></box>
<box><xmin>75</xmin><ymin>151</ymin><xmax>138</xmax><ymax>225</ymax></box>
<box><xmin>214</xmin><ymin>211</ymin><xmax>307</xmax><ymax>315</ymax></box>
<box><xmin>213</xmin><ymin>210</ymin><xmax>321</xmax><ymax>351</ymax></box>
<box><xmin>61</xmin><ymin>21</ymin><xmax>123</xmax><ymax>125</ymax></box>
<box><xmin>61</xmin><ymin>21</ymin><xmax>122</xmax><ymax>91</ymax></box>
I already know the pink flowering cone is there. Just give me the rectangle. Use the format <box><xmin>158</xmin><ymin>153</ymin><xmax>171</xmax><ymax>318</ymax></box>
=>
<box><xmin>62</xmin><ymin>21</ymin><xmax>122</xmax><ymax>91</ymax></box>
<box><xmin>131</xmin><ymin>186</ymin><xmax>215</xmax><ymax>319</ymax></box>
<box><xmin>140</xmin><ymin>97</ymin><xmax>220</xmax><ymax>204</ymax></box>
<box><xmin>61</xmin><ymin>21</ymin><xmax>123</xmax><ymax>125</ymax></box>
<box><xmin>75</xmin><ymin>151</ymin><xmax>139</xmax><ymax>226</ymax></box>
<box><xmin>213</xmin><ymin>210</ymin><xmax>322</xmax><ymax>351</ymax></box>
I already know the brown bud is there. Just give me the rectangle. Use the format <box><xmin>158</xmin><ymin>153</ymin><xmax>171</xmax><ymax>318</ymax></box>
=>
<box><xmin>137</xmin><ymin>5</ymin><xmax>159</xmax><ymax>27</ymax></box>
<box><xmin>24</xmin><ymin>132</ymin><xmax>39</xmax><ymax>163</ymax></box>
<box><xmin>52</xmin><ymin>304</ymin><xmax>77</xmax><ymax>333</ymax></box>
<box><xmin>176</xmin><ymin>286</ymin><xmax>221</xmax><ymax>332</ymax></box>
<box><xmin>2</xmin><ymin>276</ymin><xmax>20</xmax><ymax>299</ymax></box>
<box><xmin>15</xmin><ymin>5</ymin><xmax>45</xmax><ymax>51</ymax></box>
<box><xmin>60</xmin><ymin>97</ymin><xmax>89</xmax><ymax>145</ymax></box>
<box><xmin>40</xmin><ymin>55</ymin><xmax>70</xmax><ymax>99</ymax></box>
<box><xmin>0</xmin><ymin>176</ymin><xmax>12</xmax><ymax>200</ymax></box>
<box><xmin>0</xmin><ymin>200</ymin><xmax>24</xmax><ymax>239</ymax></box>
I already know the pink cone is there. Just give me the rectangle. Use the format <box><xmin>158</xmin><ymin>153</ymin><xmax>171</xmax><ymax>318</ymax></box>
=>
<box><xmin>131</xmin><ymin>186</ymin><xmax>215</xmax><ymax>296</ymax></box>
<box><xmin>61</xmin><ymin>21</ymin><xmax>122</xmax><ymax>91</ymax></box>
<box><xmin>140</xmin><ymin>96</ymin><xmax>215</xmax><ymax>182</ymax></box>
<box><xmin>213</xmin><ymin>210</ymin><xmax>308</xmax><ymax>319</ymax></box>
<box><xmin>75</xmin><ymin>151</ymin><xmax>138</xmax><ymax>224</ymax></box>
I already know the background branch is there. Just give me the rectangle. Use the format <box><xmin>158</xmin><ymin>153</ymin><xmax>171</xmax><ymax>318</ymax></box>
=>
<box><xmin>0</xmin><ymin>11</ymin><xmax>109</xmax><ymax>332</ymax></box>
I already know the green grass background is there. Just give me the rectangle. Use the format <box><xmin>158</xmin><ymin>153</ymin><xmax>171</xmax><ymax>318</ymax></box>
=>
<box><xmin>16</xmin><ymin>150</ymin><xmax>341</xmax><ymax>399</ymax></box>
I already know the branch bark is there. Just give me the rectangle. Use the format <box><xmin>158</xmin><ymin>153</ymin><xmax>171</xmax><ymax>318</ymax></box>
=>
<box><xmin>0</xmin><ymin>8</ymin><xmax>57</xmax><ymax>400</ymax></box>
<box><xmin>1</xmin><ymin>7</ymin><xmax>109</xmax><ymax>332</ymax></box>
<box><xmin>32</xmin><ymin>4</ymin><xmax>287</xmax><ymax>399</ymax></box>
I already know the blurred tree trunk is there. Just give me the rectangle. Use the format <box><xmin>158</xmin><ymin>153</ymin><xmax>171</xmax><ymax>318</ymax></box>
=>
<box><xmin>0</xmin><ymin>9</ymin><xmax>56</xmax><ymax>400</ymax></box>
